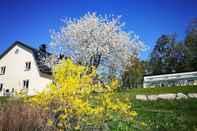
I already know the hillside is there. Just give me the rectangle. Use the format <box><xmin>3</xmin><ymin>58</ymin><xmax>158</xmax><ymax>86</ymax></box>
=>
<box><xmin>116</xmin><ymin>86</ymin><xmax>197</xmax><ymax>130</ymax></box>
<box><xmin>1</xmin><ymin>86</ymin><xmax>197</xmax><ymax>130</ymax></box>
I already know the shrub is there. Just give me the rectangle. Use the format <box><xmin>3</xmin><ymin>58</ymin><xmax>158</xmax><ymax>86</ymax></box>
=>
<box><xmin>28</xmin><ymin>59</ymin><xmax>138</xmax><ymax>130</ymax></box>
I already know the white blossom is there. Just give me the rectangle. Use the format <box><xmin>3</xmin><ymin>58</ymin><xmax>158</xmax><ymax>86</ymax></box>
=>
<box><xmin>50</xmin><ymin>12</ymin><xmax>145</xmax><ymax>76</ymax></box>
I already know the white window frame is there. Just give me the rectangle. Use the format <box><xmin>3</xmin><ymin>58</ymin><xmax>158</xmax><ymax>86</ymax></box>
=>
<box><xmin>23</xmin><ymin>80</ymin><xmax>29</xmax><ymax>89</ymax></box>
<box><xmin>0</xmin><ymin>66</ymin><xmax>6</xmax><ymax>75</ymax></box>
<box><xmin>25</xmin><ymin>62</ymin><xmax>31</xmax><ymax>71</ymax></box>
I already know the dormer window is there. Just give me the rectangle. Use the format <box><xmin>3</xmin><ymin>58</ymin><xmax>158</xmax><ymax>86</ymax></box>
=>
<box><xmin>0</xmin><ymin>66</ymin><xmax>6</xmax><ymax>75</ymax></box>
<box><xmin>25</xmin><ymin>62</ymin><xmax>31</xmax><ymax>71</ymax></box>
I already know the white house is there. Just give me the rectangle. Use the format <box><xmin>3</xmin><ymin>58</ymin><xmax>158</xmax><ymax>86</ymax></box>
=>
<box><xmin>0</xmin><ymin>41</ymin><xmax>52</xmax><ymax>96</ymax></box>
<box><xmin>144</xmin><ymin>71</ymin><xmax>197</xmax><ymax>88</ymax></box>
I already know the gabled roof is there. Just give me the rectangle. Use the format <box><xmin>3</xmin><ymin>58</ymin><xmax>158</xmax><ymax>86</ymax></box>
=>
<box><xmin>0</xmin><ymin>41</ymin><xmax>52</xmax><ymax>76</ymax></box>
<box><xmin>0</xmin><ymin>41</ymin><xmax>36</xmax><ymax>59</ymax></box>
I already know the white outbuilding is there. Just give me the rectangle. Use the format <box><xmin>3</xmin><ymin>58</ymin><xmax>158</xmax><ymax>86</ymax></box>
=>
<box><xmin>144</xmin><ymin>71</ymin><xmax>197</xmax><ymax>88</ymax></box>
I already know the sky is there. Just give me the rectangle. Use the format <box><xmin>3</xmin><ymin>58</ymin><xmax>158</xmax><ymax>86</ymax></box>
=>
<box><xmin>0</xmin><ymin>0</ymin><xmax>197</xmax><ymax>60</ymax></box>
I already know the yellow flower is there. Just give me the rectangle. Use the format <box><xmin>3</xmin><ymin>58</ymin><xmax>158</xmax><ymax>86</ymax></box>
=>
<box><xmin>28</xmin><ymin>59</ymin><xmax>137</xmax><ymax>130</ymax></box>
<box><xmin>47</xmin><ymin>119</ymin><xmax>53</xmax><ymax>126</ymax></box>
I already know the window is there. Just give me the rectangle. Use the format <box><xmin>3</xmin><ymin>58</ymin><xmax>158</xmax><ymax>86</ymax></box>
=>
<box><xmin>0</xmin><ymin>66</ymin><xmax>6</xmax><ymax>75</ymax></box>
<box><xmin>12</xmin><ymin>88</ymin><xmax>14</xmax><ymax>93</ymax></box>
<box><xmin>23</xmin><ymin>80</ymin><xmax>29</xmax><ymax>89</ymax></box>
<box><xmin>25</xmin><ymin>62</ymin><xmax>31</xmax><ymax>70</ymax></box>
<box><xmin>6</xmin><ymin>89</ymin><xmax>9</xmax><ymax>93</ymax></box>
<box><xmin>15</xmin><ymin>49</ymin><xmax>19</xmax><ymax>54</ymax></box>
<box><xmin>0</xmin><ymin>84</ymin><xmax>3</xmax><ymax>92</ymax></box>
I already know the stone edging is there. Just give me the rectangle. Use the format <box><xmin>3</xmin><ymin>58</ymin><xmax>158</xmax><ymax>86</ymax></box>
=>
<box><xmin>136</xmin><ymin>93</ymin><xmax>197</xmax><ymax>101</ymax></box>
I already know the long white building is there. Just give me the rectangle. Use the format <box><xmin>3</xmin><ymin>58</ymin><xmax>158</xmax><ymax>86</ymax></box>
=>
<box><xmin>0</xmin><ymin>41</ymin><xmax>52</xmax><ymax>96</ymax></box>
<box><xmin>144</xmin><ymin>71</ymin><xmax>197</xmax><ymax>88</ymax></box>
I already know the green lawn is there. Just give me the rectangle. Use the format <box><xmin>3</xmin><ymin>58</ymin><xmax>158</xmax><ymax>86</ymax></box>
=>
<box><xmin>116</xmin><ymin>86</ymin><xmax>197</xmax><ymax>131</ymax></box>
<box><xmin>132</xmin><ymin>99</ymin><xmax>197</xmax><ymax>131</ymax></box>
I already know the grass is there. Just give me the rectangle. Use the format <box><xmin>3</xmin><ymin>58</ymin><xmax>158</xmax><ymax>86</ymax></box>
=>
<box><xmin>0</xmin><ymin>96</ymin><xmax>9</xmax><ymax>105</ymax></box>
<box><xmin>132</xmin><ymin>99</ymin><xmax>197</xmax><ymax>131</ymax></box>
<box><xmin>116</xmin><ymin>86</ymin><xmax>197</xmax><ymax>131</ymax></box>
<box><xmin>116</xmin><ymin>85</ymin><xmax>197</xmax><ymax>100</ymax></box>
<box><xmin>1</xmin><ymin>86</ymin><xmax>197</xmax><ymax>131</ymax></box>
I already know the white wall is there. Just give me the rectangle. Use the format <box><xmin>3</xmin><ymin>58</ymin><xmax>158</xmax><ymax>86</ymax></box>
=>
<box><xmin>0</xmin><ymin>45</ymin><xmax>52</xmax><ymax>96</ymax></box>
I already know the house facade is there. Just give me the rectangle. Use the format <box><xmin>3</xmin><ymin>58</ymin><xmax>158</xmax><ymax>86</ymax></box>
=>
<box><xmin>144</xmin><ymin>71</ymin><xmax>197</xmax><ymax>88</ymax></box>
<box><xmin>0</xmin><ymin>41</ymin><xmax>52</xmax><ymax>96</ymax></box>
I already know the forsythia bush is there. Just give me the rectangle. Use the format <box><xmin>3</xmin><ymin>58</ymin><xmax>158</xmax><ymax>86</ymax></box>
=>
<box><xmin>28</xmin><ymin>59</ymin><xmax>137</xmax><ymax>130</ymax></box>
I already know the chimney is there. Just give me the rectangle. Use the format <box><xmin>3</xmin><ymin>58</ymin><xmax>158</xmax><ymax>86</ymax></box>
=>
<box><xmin>39</xmin><ymin>44</ymin><xmax>47</xmax><ymax>53</ymax></box>
<box><xmin>59</xmin><ymin>54</ymin><xmax>65</xmax><ymax>60</ymax></box>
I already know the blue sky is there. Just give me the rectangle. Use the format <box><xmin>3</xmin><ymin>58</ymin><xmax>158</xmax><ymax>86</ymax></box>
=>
<box><xmin>0</xmin><ymin>0</ymin><xmax>196</xmax><ymax>60</ymax></box>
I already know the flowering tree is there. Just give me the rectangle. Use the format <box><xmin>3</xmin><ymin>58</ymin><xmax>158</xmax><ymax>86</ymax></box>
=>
<box><xmin>50</xmin><ymin>12</ymin><xmax>145</xmax><ymax>77</ymax></box>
